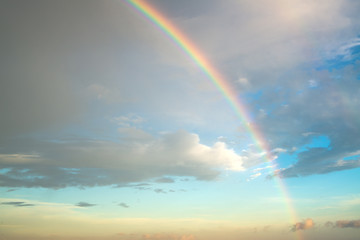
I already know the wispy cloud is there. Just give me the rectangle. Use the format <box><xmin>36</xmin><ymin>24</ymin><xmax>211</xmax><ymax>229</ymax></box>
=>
<box><xmin>118</xmin><ymin>202</ymin><xmax>129</xmax><ymax>208</ymax></box>
<box><xmin>112</xmin><ymin>113</ymin><xmax>145</xmax><ymax>127</ymax></box>
<box><xmin>246</xmin><ymin>172</ymin><xmax>261</xmax><ymax>182</ymax></box>
<box><xmin>154</xmin><ymin>189</ymin><xmax>167</xmax><ymax>194</ymax></box>
<box><xmin>1</xmin><ymin>201</ymin><xmax>35</xmax><ymax>207</ymax></box>
<box><xmin>75</xmin><ymin>202</ymin><xmax>96</xmax><ymax>207</ymax></box>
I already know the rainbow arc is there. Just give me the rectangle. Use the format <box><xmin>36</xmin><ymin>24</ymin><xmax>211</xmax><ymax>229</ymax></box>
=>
<box><xmin>126</xmin><ymin>1</ymin><xmax>303</xmax><ymax>239</ymax></box>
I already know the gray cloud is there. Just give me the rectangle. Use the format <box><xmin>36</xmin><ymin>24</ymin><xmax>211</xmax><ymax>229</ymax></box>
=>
<box><xmin>118</xmin><ymin>203</ymin><xmax>129</xmax><ymax>208</ymax></box>
<box><xmin>1</xmin><ymin>201</ymin><xmax>35</xmax><ymax>207</ymax></box>
<box><xmin>326</xmin><ymin>220</ymin><xmax>360</xmax><ymax>229</ymax></box>
<box><xmin>0</xmin><ymin>0</ymin><xmax>190</xmax><ymax>141</ymax></box>
<box><xmin>75</xmin><ymin>202</ymin><xmax>96</xmax><ymax>207</ymax></box>
<box><xmin>256</xmin><ymin>56</ymin><xmax>360</xmax><ymax>178</ymax></box>
<box><xmin>336</xmin><ymin>220</ymin><xmax>360</xmax><ymax>228</ymax></box>
<box><xmin>0</xmin><ymin>130</ymin><xmax>246</xmax><ymax>188</ymax></box>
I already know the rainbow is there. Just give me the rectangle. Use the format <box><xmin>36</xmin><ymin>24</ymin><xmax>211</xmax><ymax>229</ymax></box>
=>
<box><xmin>125</xmin><ymin>0</ymin><xmax>303</xmax><ymax>239</ymax></box>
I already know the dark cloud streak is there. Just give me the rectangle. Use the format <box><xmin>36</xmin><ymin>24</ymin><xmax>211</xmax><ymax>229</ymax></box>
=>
<box><xmin>1</xmin><ymin>201</ymin><xmax>35</xmax><ymax>207</ymax></box>
<box><xmin>75</xmin><ymin>202</ymin><xmax>96</xmax><ymax>207</ymax></box>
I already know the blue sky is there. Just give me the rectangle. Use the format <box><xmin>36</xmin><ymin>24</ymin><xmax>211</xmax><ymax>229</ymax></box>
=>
<box><xmin>0</xmin><ymin>0</ymin><xmax>360</xmax><ymax>239</ymax></box>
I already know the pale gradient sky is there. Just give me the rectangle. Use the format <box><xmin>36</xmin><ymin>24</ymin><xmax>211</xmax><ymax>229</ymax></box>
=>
<box><xmin>0</xmin><ymin>0</ymin><xmax>360</xmax><ymax>239</ymax></box>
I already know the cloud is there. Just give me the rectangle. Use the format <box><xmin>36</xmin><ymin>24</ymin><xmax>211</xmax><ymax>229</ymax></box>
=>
<box><xmin>324</xmin><ymin>221</ymin><xmax>335</xmax><ymax>228</ymax></box>
<box><xmin>179</xmin><ymin>0</ymin><xmax>358</xmax><ymax>76</ymax></box>
<box><xmin>1</xmin><ymin>201</ymin><xmax>35</xmax><ymax>207</ymax></box>
<box><xmin>118</xmin><ymin>202</ymin><xmax>129</xmax><ymax>208</ymax></box>
<box><xmin>75</xmin><ymin>202</ymin><xmax>96</xmax><ymax>207</ymax></box>
<box><xmin>0</xmin><ymin>130</ymin><xmax>249</xmax><ymax>188</ymax></box>
<box><xmin>256</xmin><ymin>55</ymin><xmax>360</xmax><ymax>177</ymax></box>
<box><xmin>155</xmin><ymin>177</ymin><xmax>175</xmax><ymax>183</ymax></box>
<box><xmin>326</xmin><ymin>219</ymin><xmax>360</xmax><ymax>228</ymax></box>
<box><xmin>253</xmin><ymin>166</ymin><xmax>272</xmax><ymax>172</ymax></box>
<box><xmin>1</xmin><ymin>0</ymin><xmax>360</xmax><ymax>186</ymax></box>
<box><xmin>141</xmin><ymin>233</ymin><xmax>196</xmax><ymax>240</ymax></box>
<box><xmin>112</xmin><ymin>114</ymin><xmax>145</xmax><ymax>127</ymax></box>
<box><xmin>336</xmin><ymin>220</ymin><xmax>360</xmax><ymax>228</ymax></box>
<box><xmin>291</xmin><ymin>218</ymin><xmax>314</xmax><ymax>231</ymax></box>
<box><xmin>154</xmin><ymin>189</ymin><xmax>167</xmax><ymax>194</ymax></box>
<box><xmin>185</xmin><ymin>0</ymin><xmax>359</xmax><ymax>179</ymax></box>
<box><xmin>237</xmin><ymin>77</ymin><xmax>251</xmax><ymax>89</ymax></box>
<box><xmin>0</xmin><ymin>154</ymin><xmax>41</xmax><ymax>164</ymax></box>
<box><xmin>240</xmin><ymin>145</ymin><xmax>276</xmax><ymax>169</ymax></box>
<box><xmin>324</xmin><ymin>38</ymin><xmax>360</xmax><ymax>65</ymax></box>
<box><xmin>246</xmin><ymin>172</ymin><xmax>261</xmax><ymax>182</ymax></box>
<box><xmin>278</xmin><ymin>148</ymin><xmax>360</xmax><ymax>178</ymax></box>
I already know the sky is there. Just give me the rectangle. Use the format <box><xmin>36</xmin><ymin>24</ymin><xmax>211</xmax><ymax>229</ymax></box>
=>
<box><xmin>0</xmin><ymin>0</ymin><xmax>360</xmax><ymax>239</ymax></box>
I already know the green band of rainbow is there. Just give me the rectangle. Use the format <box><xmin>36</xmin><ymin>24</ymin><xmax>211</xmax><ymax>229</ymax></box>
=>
<box><xmin>125</xmin><ymin>1</ymin><xmax>303</xmax><ymax>239</ymax></box>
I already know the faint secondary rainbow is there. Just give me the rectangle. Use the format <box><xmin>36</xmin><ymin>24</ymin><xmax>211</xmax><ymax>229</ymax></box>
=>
<box><xmin>125</xmin><ymin>1</ymin><xmax>302</xmax><ymax>239</ymax></box>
